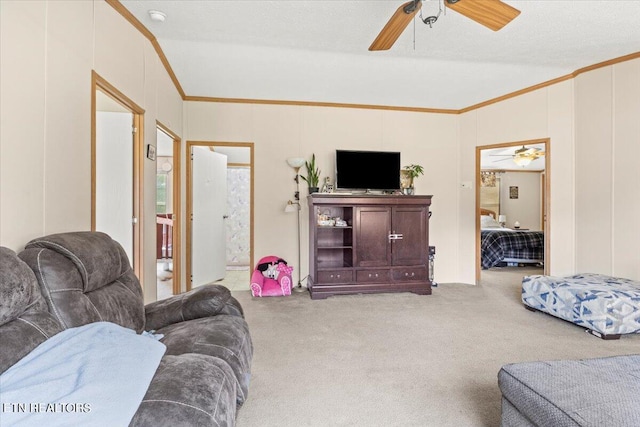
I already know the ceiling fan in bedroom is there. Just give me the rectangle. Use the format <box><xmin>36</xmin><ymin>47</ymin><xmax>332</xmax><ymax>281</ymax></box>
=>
<box><xmin>369</xmin><ymin>0</ymin><xmax>521</xmax><ymax>51</ymax></box>
<box><xmin>491</xmin><ymin>145</ymin><xmax>545</xmax><ymax>167</ymax></box>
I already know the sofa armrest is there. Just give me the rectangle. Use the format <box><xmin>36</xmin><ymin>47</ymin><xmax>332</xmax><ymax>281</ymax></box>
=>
<box><xmin>218</xmin><ymin>296</ymin><xmax>244</xmax><ymax>317</ymax></box>
<box><xmin>130</xmin><ymin>354</ymin><xmax>237</xmax><ymax>427</ymax></box>
<box><xmin>145</xmin><ymin>284</ymin><xmax>238</xmax><ymax>331</ymax></box>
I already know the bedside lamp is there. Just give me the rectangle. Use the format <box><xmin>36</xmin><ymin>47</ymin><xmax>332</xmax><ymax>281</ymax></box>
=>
<box><xmin>498</xmin><ymin>215</ymin><xmax>506</xmax><ymax>228</ymax></box>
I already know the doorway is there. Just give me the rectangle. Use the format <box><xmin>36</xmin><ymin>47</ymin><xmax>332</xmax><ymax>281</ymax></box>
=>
<box><xmin>475</xmin><ymin>138</ymin><xmax>550</xmax><ymax>283</ymax></box>
<box><xmin>92</xmin><ymin>71</ymin><xmax>145</xmax><ymax>281</ymax></box>
<box><xmin>155</xmin><ymin>123</ymin><xmax>181</xmax><ymax>300</ymax></box>
<box><xmin>186</xmin><ymin>141</ymin><xmax>254</xmax><ymax>292</ymax></box>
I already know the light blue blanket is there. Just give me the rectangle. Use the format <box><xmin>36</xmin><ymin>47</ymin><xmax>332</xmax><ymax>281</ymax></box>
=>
<box><xmin>0</xmin><ymin>322</ymin><xmax>166</xmax><ymax>427</ymax></box>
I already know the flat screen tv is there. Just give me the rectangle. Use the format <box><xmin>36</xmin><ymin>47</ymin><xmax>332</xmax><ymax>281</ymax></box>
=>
<box><xmin>335</xmin><ymin>150</ymin><xmax>401</xmax><ymax>191</ymax></box>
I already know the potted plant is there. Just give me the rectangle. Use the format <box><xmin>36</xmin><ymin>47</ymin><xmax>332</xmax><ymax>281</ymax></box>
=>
<box><xmin>400</xmin><ymin>164</ymin><xmax>424</xmax><ymax>195</ymax></box>
<box><xmin>301</xmin><ymin>153</ymin><xmax>321</xmax><ymax>193</ymax></box>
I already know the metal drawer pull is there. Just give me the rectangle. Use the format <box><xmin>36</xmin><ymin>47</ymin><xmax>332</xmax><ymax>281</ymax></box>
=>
<box><xmin>404</xmin><ymin>272</ymin><xmax>415</xmax><ymax>277</ymax></box>
<box><xmin>388</xmin><ymin>233</ymin><xmax>403</xmax><ymax>241</ymax></box>
<box><xmin>368</xmin><ymin>273</ymin><xmax>380</xmax><ymax>278</ymax></box>
<box><xmin>330</xmin><ymin>274</ymin><xmax>341</xmax><ymax>279</ymax></box>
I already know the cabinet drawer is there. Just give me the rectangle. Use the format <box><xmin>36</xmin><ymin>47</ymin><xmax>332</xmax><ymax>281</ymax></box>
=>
<box><xmin>317</xmin><ymin>270</ymin><xmax>353</xmax><ymax>284</ymax></box>
<box><xmin>356</xmin><ymin>269</ymin><xmax>391</xmax><ymax>283</ymax></box>
<box><xmin>392</xmin><ymin>266</ymin><xmax>428</xmax><ymax>282</ymax></box>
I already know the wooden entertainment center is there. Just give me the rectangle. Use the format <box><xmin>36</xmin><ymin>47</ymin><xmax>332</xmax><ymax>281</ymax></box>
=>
<box><xmin>307</xmin><ymin>194</ymin><xmax>432</xmax><ymax>300</ymax></box>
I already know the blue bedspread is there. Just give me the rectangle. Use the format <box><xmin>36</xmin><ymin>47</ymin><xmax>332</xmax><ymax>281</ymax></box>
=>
<box><xmin>0</xmin><ymin>322</ymin><xmax>166</xmax><ymax>427</ymax></box>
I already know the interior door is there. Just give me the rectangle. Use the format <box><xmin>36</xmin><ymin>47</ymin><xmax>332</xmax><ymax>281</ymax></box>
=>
<box><xmin>191</xmin><ymin>146</ymin><xmax>228</xmax><ymax>287</ymax></box>
<box><xmin>95</xmin><ymin>108</ymin><xmax>134</xmax><ymax>264</ymax></box>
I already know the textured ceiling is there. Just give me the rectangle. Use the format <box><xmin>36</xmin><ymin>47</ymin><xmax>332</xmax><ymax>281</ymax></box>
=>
<box><xmin>120</xmin><ymin>0</ymin><xmax>640</xmax><ymax>110</ymax></box>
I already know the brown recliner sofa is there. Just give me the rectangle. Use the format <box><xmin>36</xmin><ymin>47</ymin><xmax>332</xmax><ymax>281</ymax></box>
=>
<box><xmin>1</xmin><ymin>231</ymin><xmax>253</xmax><ymax>426</ymax></box>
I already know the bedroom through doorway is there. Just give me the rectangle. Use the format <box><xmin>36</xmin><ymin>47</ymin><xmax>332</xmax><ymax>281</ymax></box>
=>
<box><xmin>476</xmin><ymin>139</ymin><xmax>550</xmax><ymax>283</ymax></box>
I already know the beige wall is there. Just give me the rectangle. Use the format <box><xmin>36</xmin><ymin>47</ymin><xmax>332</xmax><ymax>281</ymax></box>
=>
<box><xmin>187</xmin><ymin>59</ymin><xmax>637</xmax><ymax>285</ymax></box>
<box><xmin>184</xmin><ymin>103</ymin><xmax>461</xmax><ymax>284</ymax></box>
<box><xmin>2</xmin><ymin>0</ymin><xmax>638</xmax><ymax>299</ymax></box>
<box><xmin>0</xmin><ymin>0</ymin><xmax>183</xmax><ymax>302</ymax></box>
<box><xmin>575</xmin><ymin>60</ymin><xmax>640</xmax><ymax>280</ymax></box>
<box><xmin>460</xmin><ymin>81</ymin><xmax>576</xmax><ymax>279</ymax></box>
<box><xmin>499</xmin><ymin>172</ymin><xmax>542</xmax><ymax>231</ymax></box>
<box><xmin>461</xmin><ymin>58</ymin><xmax>640</xmax><ymax>281</ymax></box>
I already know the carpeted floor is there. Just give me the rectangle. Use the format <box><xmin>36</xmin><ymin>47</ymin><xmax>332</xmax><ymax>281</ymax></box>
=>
<box><xmin>157</xmin><ymin>268</ymin><xmax>251</xmax><ymax>300</ymax></box>
<box><xmin>232</xmin><ymin>267</ymin><xmax>639</xmax><ymax>426</ymax></box>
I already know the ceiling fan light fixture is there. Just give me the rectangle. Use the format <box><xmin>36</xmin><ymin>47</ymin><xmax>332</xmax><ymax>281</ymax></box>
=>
<box><xmin>420</xmin><ymin>0</ymin><xmax>444</xmax><ymax>28</ymax></box>
<box><xmin>422</xmin><ymin>15</ymin><xmax>438</xmax><ymax>27</ymax></box>
<box><xmin>370</xmin><ymin>0</ymin><xmax>520</xmax><ymax>51</ymax></box>
<box><xmin>513</xmin><ymin>156</ymin><xmax>532</xmax><ymax>167</ymax></box>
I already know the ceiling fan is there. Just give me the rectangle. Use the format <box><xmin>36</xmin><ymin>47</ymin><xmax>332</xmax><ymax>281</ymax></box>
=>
<box><xmin>369</xmin><ymin>0</ymin><xmax>520</xmax><ymax>51</ymax></box>
<box><xmin>491</xmin><ymin>146</ymin><xmax>545</xmax><ymax>167</ymax></box>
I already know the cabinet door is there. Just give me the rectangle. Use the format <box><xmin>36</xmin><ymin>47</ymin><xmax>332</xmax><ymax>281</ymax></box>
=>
<box><xmin>392</xmin><ymin>206</ymin><xmax>428</xmax><ymax>266</ymax></box>
<box><xmin>355</xmin><ymin>207</ymin><xmax>391</xmax><ymax>267</ymax></box>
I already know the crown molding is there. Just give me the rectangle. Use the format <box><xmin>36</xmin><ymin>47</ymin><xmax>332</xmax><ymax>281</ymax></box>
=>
<box><xmin>183</xmin><ymin>96</ymin><xmax>459</xmax><ymax>114</ymax></box>
<box><xmin>105</xmin><ymin>0</ymin><xmax>186</xmax><ymax>99</ymax></box>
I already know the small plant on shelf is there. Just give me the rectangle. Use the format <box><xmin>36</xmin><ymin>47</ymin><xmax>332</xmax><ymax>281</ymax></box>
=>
<box><xmin>301</xmin><ymin>153</ymin><xmax>321</xmax><ymax>193</ymax></box>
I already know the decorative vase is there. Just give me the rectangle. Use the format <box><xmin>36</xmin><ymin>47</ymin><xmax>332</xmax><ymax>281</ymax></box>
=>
<box><xmin>402</xmin><ymin>187</ymin><xmax>415</xmax><ymax>195</ymax></box>
<box><xmin>400</xmin><ymin>170</ymin><xmax>413</xmax><ymax>190</ymax></box>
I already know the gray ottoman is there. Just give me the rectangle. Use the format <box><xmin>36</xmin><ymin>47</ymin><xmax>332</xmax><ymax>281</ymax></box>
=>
<box><xmin>498</xmin><ymin>354</ymin><xmax>640</xmax><ymax>427</ymax></box>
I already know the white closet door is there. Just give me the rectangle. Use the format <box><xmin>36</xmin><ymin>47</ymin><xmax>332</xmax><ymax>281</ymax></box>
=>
<box><xmin>95</xmin><ymin>111</ymin><xmax>134</xmax><ymax>264</ymax></box>
<box><xmin>191</xmin><ymin>146</ymin><xmax>227</xmax><ymax>287</ymax></box>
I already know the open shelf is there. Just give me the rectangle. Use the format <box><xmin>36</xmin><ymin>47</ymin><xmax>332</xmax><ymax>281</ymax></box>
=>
<box><xmin>317</xmin><ymin>248</ymin><xmax>353</xmax><ymax>269</ymax></box>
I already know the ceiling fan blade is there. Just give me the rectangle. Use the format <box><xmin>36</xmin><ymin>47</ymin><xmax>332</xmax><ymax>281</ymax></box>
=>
<box><xmin>445</xmin><ymin>0</ymin><xmax>520</xmax><ymax>31</ymax></box>
<box><xmin>369</xmin><ymin>1</ymin><xmax>422</xmax><ymax>51</ymax></box>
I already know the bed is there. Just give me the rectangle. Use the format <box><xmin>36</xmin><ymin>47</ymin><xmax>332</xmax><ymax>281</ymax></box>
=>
<box><xmin>480</xmin><ymin>208</ymin><xmax>544</xmax><ymax>269</ymax></box>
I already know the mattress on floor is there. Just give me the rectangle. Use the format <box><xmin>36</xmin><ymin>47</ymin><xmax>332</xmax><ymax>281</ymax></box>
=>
<box><xmin>522</xmin><ymin>273</ymin><xmax>640</xmax><ymax>336</ymax></box>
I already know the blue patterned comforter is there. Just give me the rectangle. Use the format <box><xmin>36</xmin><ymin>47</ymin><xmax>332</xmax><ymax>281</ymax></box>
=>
<box><xmin>481</xmin><ymin>229</ymin><xmax>544</xmax><ymax>269</ymax></box>
<box><xmin>522</xmin><ymin>273</ymin><xmax>640</xmax><ymax>336</ymax></box>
